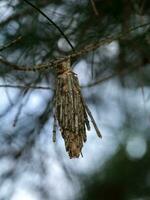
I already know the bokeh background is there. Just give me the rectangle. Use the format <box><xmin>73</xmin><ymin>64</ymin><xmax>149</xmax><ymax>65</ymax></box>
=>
<box><xmin>0</xmin><ymin>0</ymin><xmax>150</xmax><ymax>200</ymax></box>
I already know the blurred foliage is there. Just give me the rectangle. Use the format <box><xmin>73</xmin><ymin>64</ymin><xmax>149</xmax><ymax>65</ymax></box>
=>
<box><xmin>0</xmin><ymin>0</ymin><xmax>150</xmax><ymax>200</ymax></box>
<box><xmin>79</xmin><ymin>145</ymin><xmax>150</xmax><ymax>200</ymax></box>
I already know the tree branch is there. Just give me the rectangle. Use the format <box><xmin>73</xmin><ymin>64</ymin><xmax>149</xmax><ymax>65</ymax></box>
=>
<box><xmin>23</xmin><ymin>0</ymin><xmax>75</xmax><ymax>51</ymax></box>
<box><xmin>0</xmin><ymin>36</ymin><xmax>22</xmax><ymax>52</ymax></box>
<box><xmin>0</xmin><ymin>84</ymin><xmax>53</xmax><ymax>90</ymax></box>
<box><xmin>0</xmin><ymin>22</ymin><xmax>149</xmax><ymax>72</ymax></box>
<box><xmin>90</xmin><ymin>0</ymin><xmax>99</xmax><ymax>16</ymax></box>
<box><xmin>82</xmin><ymin>61</ymin><xmax>149</xmax><ymax>88</ymax></box>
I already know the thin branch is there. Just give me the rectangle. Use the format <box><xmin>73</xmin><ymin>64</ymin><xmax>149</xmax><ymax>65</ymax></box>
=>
<box><xmin>91</xmin><ymin>50</ymin><xmax>95</xmax><ymax>79</ymax></box>
<box><xmin>90</xmin><ymin>0</ymin><xmax>99</xmax><ymax>16</ymax></box>
<box><xmin>0</xmin><ymin>36</ymin><xmax>22</xmax><ymax>52</ymax></box>
<box><xmin>71</xmin><ymin>22</ymin><xmax>150</xmax><ymax>59</ymax></box>
<box><xmin>1</xmin><ymin>63</ymin><xmax>147</xmax><ymax>91</ymax></box>
<box><xmin>13</xmin><ymin>88</ymin><xmax>30</xmax><ymax>127</ymax></box>
<box><xmin>0</xmin><ymin>84</ymin><xmax>53</xmax><ymax>90</ymax></box>
<box><xmin>82</xmin><ymin>73</ymin><xmax>116</xmax><ymax>88</ymax></box>
<box><xmin>82</xmin><ymin>60</ymin><xmax>150</xmax><ymax>88</ymax></box>
<box><xmin>23</xmin><ymin>0</ymin><xmax>75</xmax><ymax>51</ymax></box>
<box><xmin>0</xmin><ymin>57</ymin><xmax>54</xmax><ymax>71</ymax></box>
<box><xmin>0</xmin><ymin>58</ymin><xmax>29</xmax><ymax>71</ymax></box>
<box><xmin>83</xmin><ymin>100</ymin><xmax>102</xmax><ymax>138</ymax></box>
<box><xmin>0</xmin><ymin>22</ymin><xmax>149</xmax><ymax>72</ymax></box>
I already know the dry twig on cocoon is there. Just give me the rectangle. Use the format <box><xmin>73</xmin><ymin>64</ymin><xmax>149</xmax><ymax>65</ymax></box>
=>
<box><xmin>53</xmin><ymin>58</ymin><xmax>101</xmax><ymax>158</ymax></box>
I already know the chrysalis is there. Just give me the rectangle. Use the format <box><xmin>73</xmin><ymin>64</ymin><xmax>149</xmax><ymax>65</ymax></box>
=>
<box><xmin>53</xmin><ymin>58</ymin><xmax>101</xmax><ymax>158</ymax></box>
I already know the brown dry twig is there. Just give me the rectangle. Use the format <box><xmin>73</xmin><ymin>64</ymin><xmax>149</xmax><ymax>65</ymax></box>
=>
<box><xmin>0</xmin><ymin>22</ymin><xmax>148</xmax><ymax>72</ymax></box>
<box><xmin>90</xmin><ymin>0</ymin><xmax>99</xmax><ymax>16</ymax></box>
<box><xmin>0</xmin><ymin>84</ymin><xmax>53</xmax><ymax>90</ymax></box>
<box><xmin>0</xmin><ymin>36</ymin><xmax>22</xmax><ymax>52</ymax></box>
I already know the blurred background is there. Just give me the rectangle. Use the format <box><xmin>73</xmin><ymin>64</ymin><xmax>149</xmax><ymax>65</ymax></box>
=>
<box><xmin>0</xmin><ymin>0</ymin><xmax>150</xmax><ymax>200</ymax></box>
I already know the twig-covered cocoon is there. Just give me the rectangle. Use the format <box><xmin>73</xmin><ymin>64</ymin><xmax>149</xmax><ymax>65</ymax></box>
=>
<box><xmin>53</xmin><ymin>58</ymin><xmax>101</xmax><ymax>158</ymax></box>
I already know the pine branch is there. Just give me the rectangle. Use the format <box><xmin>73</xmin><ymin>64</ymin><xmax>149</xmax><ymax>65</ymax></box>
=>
<box><xmin>82</xmin><ymin>60</ymin><xmax>149</xmax><ymax>88</ymax></box>
<box><xmin>90</xmin><ymin>0</ymin><xmax>99</xmax><ymax>16</ymax></box>
<box><xmin>0</xmin><ymin>36</ymin><xmax>22</xmax><ymax>52</ymax></box>
<box><xmin>0</xmin><ymin>84</ymin><xmax>53</xmax><ymax>90</ymax></box>
<box><xmin>23</xmin><ymin>0</ymin><xmax>74</xmax><ymax>51</ymax></box>
<box><xmin>0</xmin><ymin>58</ymin><xmax>29</xmax><ymax>71</ymax></box>
<box><xmin>0</xmin><ymin>57</ymin><xmax>54</xmax><ymax>71</ymax></box>
<box><xmin>0</xmin><ymin>22</ymin><xmax>149</xmax><ymax>72</ymax></box>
